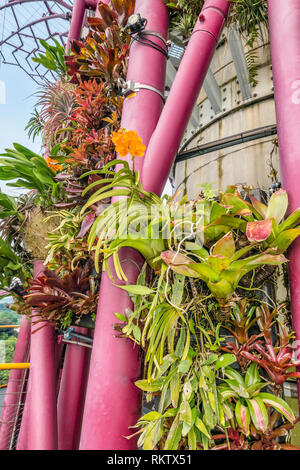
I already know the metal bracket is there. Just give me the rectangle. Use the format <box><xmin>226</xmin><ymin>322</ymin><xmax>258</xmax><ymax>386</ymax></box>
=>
<box><xmin>63</xmin><ymin>327</ymin><xmax>94</xmax><ymax>345</ymax></box>
<box><xmin>121</xmin><ymin>79</ymin><xmax>165</xmax><ymax>102</ymax></box>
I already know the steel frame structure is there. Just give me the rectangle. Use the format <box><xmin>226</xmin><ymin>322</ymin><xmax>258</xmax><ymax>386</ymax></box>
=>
<box><xmin>0</xmin><ymin>0</ymin><xmax>73</xmax><ymax>82</ymax></box>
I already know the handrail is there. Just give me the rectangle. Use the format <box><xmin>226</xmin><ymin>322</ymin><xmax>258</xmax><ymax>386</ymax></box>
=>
<box><xmin>0</xmin><ymin>363</ymin><xmax>30</xmax><ymax>370</ymax></box>
<box><xmin>0</xmin><ymin>325</ymin><xmax>21</xmax><ymax>329</ymax></box>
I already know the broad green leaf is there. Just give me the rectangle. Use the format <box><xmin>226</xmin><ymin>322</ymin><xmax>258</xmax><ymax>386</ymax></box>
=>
<box><xmin>270</xmin><ymin>228</ymin><xmax>300</xmax><ymax>252</ymax></box>
<box><xmin>187</xmin><ymin>427</ymin><xmax>197</xmax><ymax>450</ymax></box>
<box><xmin>259</xmin><ymin>392</ymin><xmax>295</xmax><ymax>423</ymax></box>
<box><xmin>143</xmin><ymin>420</ymin><xmax>163</xmax><ymax>450</ymax></box>
<box><xmin>221</xmin><ymin>193</ymin><xmax>252</xmax><ymax>217</ymax></box>
<box><xmin>218</xmin><ymin>385</ymin><xmax>239</xmax><ymax>401</ymax></box>
<box><xmin>279</xmin><ymin>208</ymin><xmax>300</xmax><ymax>232</ymax></box>
<box><xmin>171</xmin><ymin>274</ymin><xmax>185</xmax><ymax>306</ymax></box>
<box><xmin>113</xmin><ymin>284</ymin><xmax>154</xmax><ymax>296</ymax></box>
<box><xmin>114</xmin><ymin>312</ymin><xmax>128</xmax><ymax>323</ymax></box>
<box><xmin>235</xmin><ymin>400</ymin><xmax>250</xmax><ymax>436</ymax></box>
<box><xmin>249</xmin><ymin>195</ymin><xmax>268</xmax><ymax>219</ymax></box>
<box><xmin>266</xmin><ymin>189</ymin><xmax>288</xmax><ymax>224</ymax></box>
<box><xmin>212</xmin><ymin>232</ymin><xmax>235</xmax><ymax>258</ymax></box>
<box><xmin>195</xmin><ymin>416</ymin><xmax>211</xmax><ymax>439</ymax></box>
<box><xmin>215</xmin><ymin>354</ymin><xmax>236</xmax><ymax>370</ymax></box>
<box><xmin>179</xmin><ymin>400</ymin><xmax>193</xmax><ymax>426</ymax></box>
<box><xmin>245</xmin><ymin>363</ymin><xmax>260</xmax><ymax>388</ymax></box>
<box><xmin>134</xmin><ymin>379</ymin><xmax>162</xmax><ymax>392</ymax></box>
<box><xmin>139</xmin><ymin>411</ymin><xmax>162</xmax><ymax>422</ymax></box>
<box><xmin>225</xmin><ymin>379</ymin><xmax>249</xmax><ymax>398</ymax></box>
<box><xmin>206</xmin><ymin>278</ymin><xmax>234</xmax><ymax>299</ymax></box>
<box><xmin>246</xmin><ymin>396</ymin><xmax>269</xmax><ymax>432</ymax></box>
<box><xmin>185</xmin><ymin>241</ymin><xmax>209</xmax><ymax>259</ymax></box>
<box><xmin>178</xmin><ymin>359</ymin><xmax>192</xmax><ymax>374</ymax></box>
<box><xmin>170</xmin><ymin>372</ymin><xmax>180</xmax><ymax>408</ymax></box>
<box><xmin>224</xmin><ymin>368</ymin><xmax>245</xmax><ymax>386</ymax></box>
<box><xmin>164</xmin><ymin>415</ymin><xmax>183</xmax><ymax>450</ymax></box>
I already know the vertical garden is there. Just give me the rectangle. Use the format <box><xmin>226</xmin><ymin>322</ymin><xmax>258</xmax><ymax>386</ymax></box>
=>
<box><xmin>1</xmin><ymin>0</ymin><xmax>300</xmax><ymax>450</ymax></box>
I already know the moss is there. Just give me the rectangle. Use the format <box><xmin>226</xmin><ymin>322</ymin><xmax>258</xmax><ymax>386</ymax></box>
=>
<box><xmin>23</xmin><ymin>206</ymin><xmax>60</xmax><ymax>261</ymax></box>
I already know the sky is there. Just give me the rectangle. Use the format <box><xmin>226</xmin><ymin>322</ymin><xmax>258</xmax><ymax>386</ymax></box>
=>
<box><xmin>0</xmin><ymin>62</ymin><xmax>172</xmax><ymax>197</ymax></box>
<box><xmin>0</xmin><ymin>62</ymin><xmax>42</xmax><ymax>196</ymax></box>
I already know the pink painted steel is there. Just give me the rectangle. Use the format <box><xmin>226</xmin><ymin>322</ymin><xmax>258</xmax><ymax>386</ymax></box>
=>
<box><xmin>26</xmin><ymin>261</ymin><xmax>57</xmax><ymax>450</ymax></box>
<box><xmin>79</xmin><ymin>0</ymin><xmax>168</xmax><ymax>450</ymax></box>
<box><xmin>17</xmin><ymin>341</ymin><xmax>63</xmax><ymax>450</ymax></box>
<box><xmin>57</xmin><ymin>328</ymin><xmax>91</xmax><ymax>450</ymax></box>
<box><xmin>267</xmin><ymin>0</ymin><xmax>300</xmax><ymax>408</ymax></box>
<box><xmin>0</xmin><ymin>315</ymin><xmax>31</xmax><ymax>450</ymax></box>
<box><xmin>65</xmin><ymin>0</ymin><xmax>86</xmax><ymax>51</ymax></box>
<box><xmin>16</xmin><ymin>374</ymin><xmax>31</xmax><ymax>450</ymax></box>
<box><xmin>141</xmin><ymin>0</ymin><xmax>231</xmax><ymax>196</ymax></box>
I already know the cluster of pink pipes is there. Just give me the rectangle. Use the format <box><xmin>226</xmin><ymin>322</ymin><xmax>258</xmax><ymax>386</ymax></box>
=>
<box><xmin>1</xmin><ymin>0</ymin><xmax>300</xmax><ymax>450</ymax></box>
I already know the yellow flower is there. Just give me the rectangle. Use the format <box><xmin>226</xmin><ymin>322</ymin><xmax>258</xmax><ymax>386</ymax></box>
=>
<box><xmin>112</xmin><ymin>128</ymin><xmax>146</xmax><ymax>158</ymax></box>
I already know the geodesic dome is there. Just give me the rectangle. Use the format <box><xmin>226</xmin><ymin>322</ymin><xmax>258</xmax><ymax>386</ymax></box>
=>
<box><xmin>0</xmin><ymin>0</ymin><xmax>73</xmax><ymax>82</ymax></box>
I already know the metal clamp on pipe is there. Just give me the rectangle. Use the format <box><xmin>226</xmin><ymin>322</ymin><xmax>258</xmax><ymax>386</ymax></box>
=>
<box><xmin>63</xmin><ymin>327</ymin><xmax>93</xmax><ymax>345</ymax></box>
<box><xmin>121</xmin><ymin>79</ymin><xmax>165</xmax><ymax>102</ymax></box>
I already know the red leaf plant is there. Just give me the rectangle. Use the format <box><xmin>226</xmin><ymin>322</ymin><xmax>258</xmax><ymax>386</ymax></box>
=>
<box><xmin>24</xmin><ymin>265</ymin><xmax>98</xmax><ymax>330</ymax></box>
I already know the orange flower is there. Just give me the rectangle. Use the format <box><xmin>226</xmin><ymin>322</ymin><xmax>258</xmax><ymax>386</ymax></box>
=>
<box><xmin>112</xmin><ymin>128</ymin><xmax>146</xmax><ymax>158</ymax></box>
<box><xmin>45</xmin><ymin>156</ymin><xmax>63</xmax><ymax>173</ymax></box>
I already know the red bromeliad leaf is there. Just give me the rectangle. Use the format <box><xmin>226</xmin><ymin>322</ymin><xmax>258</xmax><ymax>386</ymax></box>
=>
<box><xmin>246</xmin><ymin>219</ymin><xmax>273</xmax><ymax>242</ymax></box>
<box><xmin>160</xmin><ymin>251</ymin><xmax>200</xmax><ymax>278</ymax></box>
<box><xmin>249</xmin><ymin>195</ymin><xmax>268</xmax><ymax>219</ymax></box>
<box><xmin>77</xmin><ymin>212</ymin><xmax>96</xmax><ymax>239</ymax></box>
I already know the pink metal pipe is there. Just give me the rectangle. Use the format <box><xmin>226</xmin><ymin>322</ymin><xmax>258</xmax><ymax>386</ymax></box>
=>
<box><xmin>65</xmin><ymin>0</ymin><xmax>86</xmax><ymax>51</ymax></box>
<box><xmin>16</xmin><ymin>374</ymin><xmax>31</xmax><ymax>450</ymax></box>
<box><xmin>267</xmin><ymin>0</ymin><xmax>300</xmax><ymax>409</ymax></box>
<box><xmin>57</xmin><ymin>328</ymin><xmax>91</xmax><ymax>450</ymax></box>
<box><xmin>26</xmin><ymin>261</ymin><xmax>57</xmax><ymax>450</ymax></box>
<box><xmin>79</xmin><ymin>0</ymin><xmax>168</xmax><ymax>450</ymax></box>
<box><xmin>0</xmin><ymin>315</ymin><xmax>31</xmax><ymax>450</ymax></box>
<box><xmin>141</xmin><ymin>0</ymin><xmax>231</xmax><ymax>196</ymax></box>
<box><xmin>17</xmin><ymin>340</ymin><xmax>63</xmax><ymax>450</ymax></box>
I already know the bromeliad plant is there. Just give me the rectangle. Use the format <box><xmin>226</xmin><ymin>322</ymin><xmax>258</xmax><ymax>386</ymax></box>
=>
<box><xmin>24</xmin><ymin>265</ymin><xmax>98</xmax><ymax>330</ymax></box>
<box><xmin>80</xmin><ymin>133</ymin><xmax>300</xmax><ymax>449</ymax></box>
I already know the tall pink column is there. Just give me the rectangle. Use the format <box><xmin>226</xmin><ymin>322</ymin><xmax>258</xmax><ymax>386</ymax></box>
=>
<box><xmin>65</xmin><ymin>0</ymin><xmax>87</xmax><ymax>51</ymax></box>
<box><xmin>26</xmin><ymin>261</ymin><xmax>57</xmax><ymax>450</ymax></box>
<box><xmin>57</xmin><ymin>328</ymin><xmax>91</xmax><ymax>450</ymax></box>
<box><xmin>267</xmin><ymin>0</ymin><xmax>300</xmax><ymax>409</ymax></box>
<box><xmin>141</xmin><ymin>0</ymin><xmax>231</xmax><ymax>196</ymax></box>
<box><xmin>79</xmin><ymin>0</ymin><xmax>169</xmax><ymax>450</ymax></box>
<box><xmin>0</xmin><ymin>315</ymin><xmax>31</xmax><ymax>450</ymax></box>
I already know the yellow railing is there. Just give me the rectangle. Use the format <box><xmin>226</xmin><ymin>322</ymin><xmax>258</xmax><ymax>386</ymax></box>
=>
<box><xmin>0</xmin><ymin>325</ymin><xmax>20</xmax><ymax>329</ymax></box>
<box><xmin>0</xmin><ymin>363</ymin><xmax>30</xmax><ymax>370</ymax></box>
